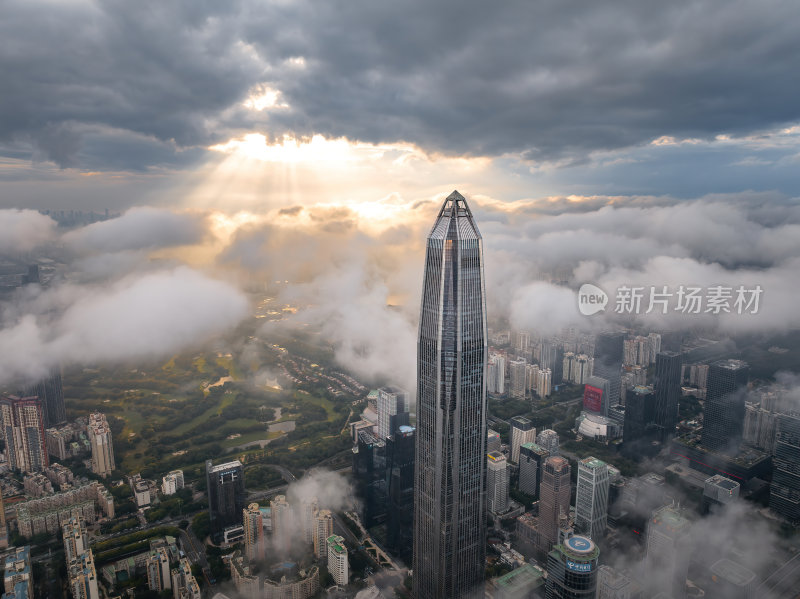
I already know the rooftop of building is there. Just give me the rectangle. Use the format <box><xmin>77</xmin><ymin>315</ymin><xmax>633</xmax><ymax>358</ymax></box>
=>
<box><xmin>712</xmin><ymin>359</ymin><xmax>749</xmax><ymax>371</ymax></box>
<box><xmin>520</xmin><ymin>442</ymin><xmax>547</xmax><ymax>454</ymax></box>
<box><xmin>488</xmin><ymin>451</ymin><xmax>506</xmax><ymax>462</ymax></box>
<box><xmin>709</xmin><ymin>558</ymin><xmax>756</xmax><ymax>586</ymax></box>
<box><xmin>706</xmin><ymin>475</ymin><xmax>739</xmax><ymax>491</ymax></box>
<box><xmin>651</xmin><ymin>505</ymin><xmax>690</xmax><ymax>530</ymax></box>
<box><xmin>494</xmin><ymin>563</ymin><xmax>545</xmax><ymax>590</ymax></box>
<box><xmin>207</xmin><ymin>460</ymin><xmax>242</xmax><ymax>473</ymax></box>
<box><xmin>327</xmin><ymin>535</ymin><xmax>347</xmax><ymax>555</ymax></box>
<box><xmin>558</xmin><ymin>535</ymin><xmax>600</xmax><ymax>560</ymax></box>
<box><xmin>579</xmin><ymin>456</ymin><xmax>607</xmax><ymax>469</ymax></box>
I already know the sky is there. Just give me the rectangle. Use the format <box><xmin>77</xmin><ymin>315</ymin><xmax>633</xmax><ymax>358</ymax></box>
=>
<box><xmin>1</xmin><ymin>0</ymin><xmax>800</xmax><ymax>388</ymax></box>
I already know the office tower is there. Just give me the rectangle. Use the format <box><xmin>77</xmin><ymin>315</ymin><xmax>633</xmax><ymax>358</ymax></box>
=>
<box><xmin>769</xmin><ymin>414</ymin><xmax>800</xmax><ymax>522</ymax></box>
<box><xmin>243</xmin><ymin>503</ymin><xmax>265</xmax><ymax>561</ymax></box>
<box><xmin>536</xmin><ymin>429</ymin><xmax>560</xmax><ymax>456</ymax></box>
<box><xmin>596</xmin><ymin>565</ymin><xmax>643</xmax><ymax>599</ymax></box>
<box><xmin>87</xmin><ymin>412</ymin><xmax>115</xmax><ymax>477</ymax></box>
<box><xmin>21</xmin><ymin>369</ymin><xmax>66</xmax><ymax>427</ymax></box>
<box><xmin>63</xmin><ymin>517</ymin><xmax>89</xmax><ymax>563</ymax></box>
<box><xmin>327</xmin><ymin>535</ymin><xmax>349</xmax><ymax>588</ymax></box>
<box><xmin>313</xmin><ymin>509</ymin><xmax>334</xmax><ymax>559</ymax></box>
<box><xmin>510</xmin><ymin>416</ymin><xmax>536</xmax><ymax>464</ymax></box>
<box><xmin>537</xmin><ymin>368</ymin><xmax>553</xmax><ymax>397</ymax></box>
<box><xmin>0</xmin><ymin>396</ymin><xmax>49</xmax><ymax>473</ymax></box>
<box><xmin>703</xmin><ymin>475</ymin><xmax>740</xmax><ymax>514</ymax></box>
<box><xmin>487</xmin><ymin>429</ymin><xmax>502</xmax><ymax>453</ymax></box>
<box><xmin>583</xmin><ymin>376</ymin><xmax>609</xmax><ymax>416</ymax></box>
<box><xmin>487</xmin><ymin>451</ymin><xmax>509</xmax><ymax>514</ymax></box>
<box><xmin>146</xmin><ymin>547</ymin><xmax>171</xmax><ymax>592</ymax></box>
<box><xmin>594</xmin><ymin>332</ymin><xmax>624</xmax><ymax>406</ymax></box>
<box><xmin>270</xmin><ymin>495</ymin><xmax>292</xmax><ymax>554</ymax></box>
<box><xmin>545</xmin><ymin>535</ymin><xmax>600</xmax><ymax>599</ymax></box>
<box><xmin>385</xmin><ymin>425</ymin><xmax>415</xmax><ymax>563</ymax></box>
<box><xmin>539</xmin><ymin>456</ymin><xmax>571</xmax><ymax>553</ymax></box>
<box><xmin>653</xmin><ymin>351</ymin><xmax>682</xmax><ymax>440</ymax></box>
<box><xmin>519</xmin><ymin>442</ymin><xmax>549</xmax><ymax>498</ymax></box>
<box><xmin>623</xmin><ymin>386</ymin><xmax>656</xmax><ymax>449</ymax></box>
<box><xmin>377</xmin><ymin>386</ymin><xmax>410</xmax><ymax>439</ymax></box>
<box><xmin>352</xmin><ymin>430</ymin><xmax>387</xmax><ymax>528</ymax></box>
<box><xmin>575</xmin><ymin>457</ymin><xmax>610</xmax><ymax>541</ymax></box>
<box><xmin>701</xmin><ymin>359</ymin><xmax>750</xmax><ymax>453</ymax></box>
<box><xmin>413</xmin><ymin>191</ymin><xmax>488</xmax><ymax>599</ymax></box>
<box><xmin>161</xmin><ymin>470</ymin><xmax>184</xmax><ymax>496</ymax></box>
<box><xmin>509</xmin><ymin>357</ymin><xmax>527</xmax><ymax>399</ymax></box>
<box><xmin>206</xmin><ymin>460</ymin><xmax>246</xmax><ymax>537</ymax></box>
<box><xmin>646</xmin><ymin>505</ymin><xmax>691</xmax><ymax>598</ymax></box>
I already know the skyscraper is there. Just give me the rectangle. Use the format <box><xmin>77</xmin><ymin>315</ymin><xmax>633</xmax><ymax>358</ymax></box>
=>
<box><xmin>206</xmin><ymin>460</ymin><xmax>246</xmax><ymax>538</ymax></box>
<box><xmin>653</xmin><ymin>351</ymin><xmax>682</xmax><ymax>440</ymax></box>
<box><xmin>623</xmin><ymin>386</ymin><xmax>656</xmax><ymax>452</ymax></box>
<box><xmin>519</xmin><ymin>442</ymin><xmax>549</xmax><ymax>498</ymax></box>
<box><xmin>545</xmin><ymin>535</ymin><xmax>600</xmax><ymax>599</ymax></box>
<box><xmin>701</xmin><ymin>359</ymin><xmax>750</xmax><ymax>453</ymax></box>
<box><xmin>509</xmin><ymin>357</ymin><xmax>527</xmax><ymax>399</ymax></box>
<box><xmin>385</xmin><ymin>425</ymin><xmax>415</xmax><ymax>564</ymax></box>
<box><xmin>539</xmin><ymin>456</ymin><xmax>571</xmax><ymax>554</ymax></box>
<box><xmin>575</xmin><ymin>457</ymin><xmax>610</xmax><ymax>541</ymax></box>
<box><xmin>487</xmin><ymin>451</ymin><xmax>509</xmax><ymax>514</ymax></box>
<box><xmin>593</xmin><ymin>332</ymin><xmax>624</xmax><ymax>406</ymax></box>
<box><xmin>536</xmin><ymin>429</ymin><xmax>560</xmax><ymax>456</ymax></box>
<box><xmin>646</xmin><ymin>505</ymin><xmax>691</xmax><ymax>598</ymax></box>
<box><xmin>0</xmin><ymin>396</ymin><xmax>48</xmax><ymax>473</ymax></box>
<box><xmin>21</xmin><ymin>369</ymin><xmax>66</xmax><ymax>428</ymax></box>
<box><xmin>377</xmin><ymin>386</ymin><xmax>410</xmax><ymax>439</ymax></box>
<box><xmin>87</xmin><ymin>412</ymin><xmax>115</xmax><ymax>478</ymax></box>
<box><xmin>769</xmin><ymin>414</ymin><xmax>800</xmax><ymax>523</ymax></box>
<box><xmin>510</xmin><ymin>416</ymin><xmax>536</xmax><ymax>464</ymax></box>
<box><xmin>413</xmin><ymin>191</ymin><xmax>488</xmax><ymax>599</ymax></box>
<box><xmin>243</xmin><ymin>503</ymin><xmax>265</xmax><ymax>561</ymax></box>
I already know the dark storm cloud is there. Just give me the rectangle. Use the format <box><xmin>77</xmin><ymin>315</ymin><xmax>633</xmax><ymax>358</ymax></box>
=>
<box><xmin>3</xmin><ymin>0</ymin><xmax>800</xmax><ymax>170</ymax></box>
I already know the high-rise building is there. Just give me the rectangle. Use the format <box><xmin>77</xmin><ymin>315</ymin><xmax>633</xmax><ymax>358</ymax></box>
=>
<box><xmin>536</xmin><ymin>429</ymin><xmax>560</xmax><ymax>456</ymax></box>
<box><xmin>243</xmin><ymin>503</ymin><xmax>265</xmax><ymax>562</ymax></box>
<box><xmin>706</xmin><ymin>559</ymin><xmax>757</xmax><ymax>599</ymax></box>
<box><xmin>385</xmin><ymin>425</ymin><xmax>414</xmax><ymax>563</ymax></box>
<box><xmin>583</xmin><ymin>376</ymin><xmax>609</xmax><ymax>416</ymax></box>
<box><xmin>413</xmin><ymin>191</ymin><xmax>488</xmax><ymax>599</ymax></box>
<box><xmin>327</xmin><ymin>535</ymin><xmax>349</xmax><ymax>588</ymax></box>
<box><xmin>87</xmin><ymin>412</ymin><xmax>115</xmax><ymax>477</ymax></box>
<box><xmin>519</xmin><ymin>442</ymin><xmax>549</xmax><ymax>498</ymax></box>
<box><xmin>0</xmin><ymin>486</ymin><xmax>8</xmax><ymax>550</ymax></box>
<box><xmin>146</xmin><ymin>547</ymin><xmax>171</xmax><ymax>592</ymax></box>
<box><xmin>21</xmin><ymin>370</ymin><xmax>66</xmax><ymax>428</ymax></box>
<box><xmin>298</xmin><ymin>496</ymin><xmax>318</xmax><ymax>546</ymax></box>
<box><xmin>161</xmin><ymin>470</ymin><xmax>184</xmax><ymax>496</ymax></box>
<box><xmin>537</xmin><ymin>367</ymin><xmax>553</xmax><ymax>398</ymax></box>
<box><xmin>539</xmin><ymin>456</ymin><xmax>571</xmax><ymax>554</ymax></box>
<box><xmin>352</xmin><ymin>429</ymin><xmax>387</xmax><ymax>528</ymax></box>
<box><xmin>562</xmin><ymin>352</ymin><xmax>576</xmax><ymax>383</ymax></box>
<box><xmin>647</xmin><ymin>333</ymin><xmax>662</xmax><ymax>363</ymax></box>
<box><xmin>623</xmin><ymin>386</ymin><xmax>656</xmax><ymax>450</ymax></box>
<box><xmin>313</xmin><ymin>509</ymin><xmax>333</xmax><ymax>560</ymax></box>
<box><xmin>646</xmin><ymin>505</ymin><xmax>691</xmax><ymax>599</ymax></box>
<box><xmin>509</xmin><ymin>357</ymin><xmax>528</xmax><ymax>399</ymax></box>
<box><xmin>171</xmin><ymin>558</ymin><xmax>201</xmax><ymax>599</ymax></box>
<box><xmin>4</xmin><ymin>546</ymin><xmax>34</xmax><ymax>599</ymax></box>
<box><xmin>487</xmin><ymin>451</ymin><xmax>509</xmax><ymax>514</ymax></box>
<box><xmin>594</xmin><ymin>332</ymin><xmax>624</xmax><ymax>406</ymax></box>
<box><xmin>63</xmin><ymin>517</ymin><xmax>89</xmax><ymax>563</ymax></box>
<box><xmin>488</xmin><ymin>354</ymin><xmax>506</xmax><ymax>394</ymax></box>
<box><xmin>545</xmin><ymin>535</ymin><xmax>600</xmax><ymax>599</ymax></box>
<box><xmin>575</xmin><ymin>457</ymin><xmax>610</xmax><ymax>541</ymax></box>
<box><xmin>68</xmin><ymin>549</ymin><xmax>100</xmax><ymax>599</ymax></box>
<box><xmin>206</xmin><ymin>460</ymin><xmax>245</xmax><ymax>537</ymax></box>
<box><xmin>701</xmin><ymin>359</ymin><xmax>750</xmax><ymax>453</ymax></box>
<box><xmin>653</xmin><ymin>352</ymin><xmax>682</xmax><ymax>440</ymax></box>
<box><xmin>270</xmin><ymin>494</ymin><xmax>292</xmax><ymax>554</ymax></box>
<box><xmin>769</xmin><ymin>413</ymin><xmax>800</xmax><ymax>523</ymax></box>
<box><xmin>572</xmin><ymin>354</ymin><xmax>594</xmax><ymax>385</ymax></box>
<box><xmin>0</xmin><ymin>396</ymin><xmax>48</xmax><ymax>473</ymax></box>
<box><xmin>377</xmin><ymin>386</ymin><xmax>410</xmax><ymax>439</ymax></box>
<box><xmin>510</xmin><ymin>416</ymin><xmax>536</xmax><ymax>464</ymax></box>
<box><xmin>596</xmin><ymin>565</ymin><xmax>643</xmax><ymax>599</ymax></box>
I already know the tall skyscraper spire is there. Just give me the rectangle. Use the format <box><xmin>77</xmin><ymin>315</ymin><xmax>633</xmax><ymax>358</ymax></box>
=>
<box><xmin>413</xmin><ymin>190</ymin><xmax>488</xmax><ymax>599</ymax></box>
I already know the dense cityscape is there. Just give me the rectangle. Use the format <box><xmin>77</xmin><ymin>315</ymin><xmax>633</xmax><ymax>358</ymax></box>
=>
<box><xmin>0</xmin><ymin>191</ymin><xmax>796</xmax><ymax>599</ymax></box>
